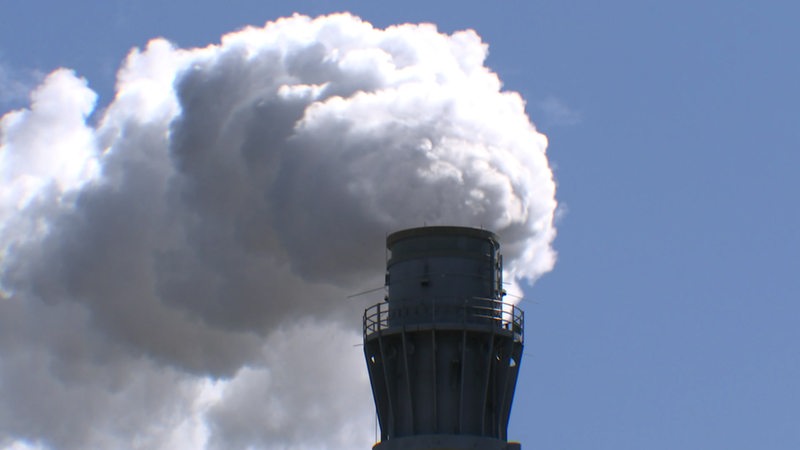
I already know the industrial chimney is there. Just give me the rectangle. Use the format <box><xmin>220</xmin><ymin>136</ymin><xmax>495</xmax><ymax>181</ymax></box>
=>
<box><xmin>363</xmin><ymin>226</ymin><xmax>524</xmax><ymax>450</ymax></box>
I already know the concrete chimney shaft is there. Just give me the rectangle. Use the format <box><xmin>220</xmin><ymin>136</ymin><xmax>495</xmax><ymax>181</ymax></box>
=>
<box><xmin>363</xmin><ymin>226</ymin><xmax>524</xmax><ymax>450</ymax></box>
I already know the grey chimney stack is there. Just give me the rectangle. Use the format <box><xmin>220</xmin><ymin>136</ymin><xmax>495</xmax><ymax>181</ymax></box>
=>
<box><xmin>363</xmin><ymin>226</ymin><xmax>524</xmax><ymax>450</ymax></box>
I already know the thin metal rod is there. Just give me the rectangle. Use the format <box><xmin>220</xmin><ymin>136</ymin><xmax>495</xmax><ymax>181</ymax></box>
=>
<box><xmin>401</xmin><ymin>328</ymin><xmax>415</xmax><ymax>433</ymax></box>
<box><xmin>431</xmin><ymin>328</ymin><xmax>437</xmax><ymax>433</ymax></box>
<box><xmin>458</xmin><ymin>328</ymin><xmax>468</xmax><ymax>433</ymax></box>
<box><xmin>377</xmin><ymin>334</ymin><xmax>395</xmax><ymax>439</ymax></box>
<box><xmin>480</xmin><ymin>330</ymin><xmax>495</xmax><ymax>435</ymax></box>
<box><xmin>497</xmin><ymin>337</ymin><xmax>516</xmax><ymax>439</ymax></box>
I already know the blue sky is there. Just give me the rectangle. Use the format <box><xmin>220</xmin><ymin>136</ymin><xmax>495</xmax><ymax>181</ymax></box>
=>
<box><xmin>2</xmin><ymin>1</ymin><xmax>798</xmax><ymax>449</ymax></box>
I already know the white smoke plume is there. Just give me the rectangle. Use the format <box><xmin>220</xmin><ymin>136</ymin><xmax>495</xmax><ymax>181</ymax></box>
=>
<box><xmin>0</xmin><ymin>13</ymin><xmax>557</xmax><ymax>450</ymax></box>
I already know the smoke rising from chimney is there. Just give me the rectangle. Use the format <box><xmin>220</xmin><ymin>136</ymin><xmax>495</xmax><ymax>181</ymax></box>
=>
<box><xmin>0</xmin><ymin>13</ymin><xmax>557</xmax><ymax>449</ymax></box>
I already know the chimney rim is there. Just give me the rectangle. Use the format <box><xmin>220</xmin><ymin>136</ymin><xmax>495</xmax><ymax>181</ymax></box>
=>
<box><xmin>386</xmin><ymin>226</ymin><xmax>499</xmax><ymax>249</ymax></box>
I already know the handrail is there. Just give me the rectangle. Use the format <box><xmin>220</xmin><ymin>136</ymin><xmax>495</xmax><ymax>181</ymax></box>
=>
<box><xmin>363</xmin><ymin>297</ymin><xmax>524</xmax><ymax>343</ymax></box>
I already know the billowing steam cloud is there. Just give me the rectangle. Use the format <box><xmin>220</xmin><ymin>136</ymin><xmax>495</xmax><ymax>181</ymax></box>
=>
<box><xmin>0</xmin><ymin>13</ymin><xmax>556</xmax><ymax>450</ymax></box>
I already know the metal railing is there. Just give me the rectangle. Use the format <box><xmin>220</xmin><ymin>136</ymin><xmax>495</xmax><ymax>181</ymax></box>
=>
<box><xmin>363</xmin><ymin>297</ymin><xmax>524</xmax><ymax>343</ymax></box>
